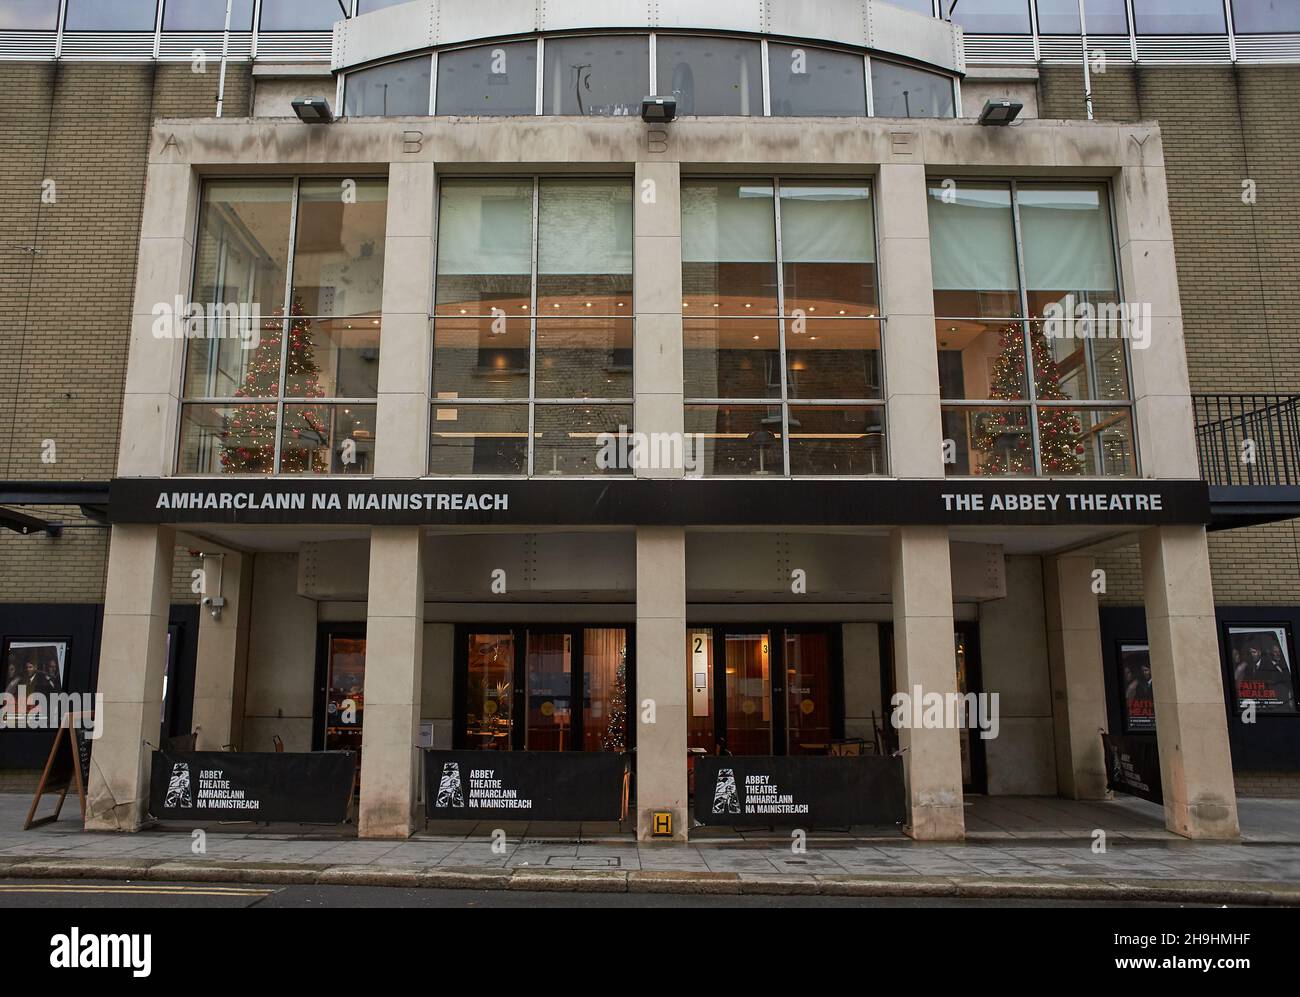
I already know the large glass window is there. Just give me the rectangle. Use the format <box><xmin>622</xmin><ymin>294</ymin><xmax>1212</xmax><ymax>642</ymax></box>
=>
<box><xmin>947</xmin><ymin>0</ymin><xmax>1032</xmax><ymax>33</ymax></box>
<box><xmin>768</xmin><ymin>44</ymin><xmax>867</xmax><ymax>117</ymax></box>
<box><xmin>178</xmin><ymin>177</ymin><xmax>388</xmax><ymax>475</ymax></box>
<box><xmin>870</xmin><ymin>61</ymin><xmax>955</xmax><ymax>118</ymax></box>
<box><xmin>887</xmin><ymin>0</ymin><xmax>936</xmax><ymax>14</ymax></box>
<box><xmin>544</xmin><ymin>35</ymin><xmax>649</xmax><ymax>116</ymax></box>
<box><xmin>163</xmin><ymin>0</ymin><xmax>255</xmax><ymax>30</ymax></box>
<box><xmin>258</xmin><ymin>0</ymin><xmax>342</xmax><ymax>31</ymax></box>
<box><xmin>683</xmin><ymin>179</ymin><xmax>884</xmax><ymax>476</ymax></box>
<box><xmin>1132</xmin><ymin>0</ymin><xmax>1227</xmax><ymax>34</ymax></box>
<box><xmin>436</xmin><ymin>41</ymin><xmax>538</xmax><ymax>116</ymax></box>
<box><xmin>64</xmin><ymin>0</ymin><xmax>157</xmax><ymax>30</ymax></box>
<box><xmin>928</xmin><ymin>180</ymin><xmax>1134</xmax><ymax>478</ymax></box>
<box><xmin>432</xmin><ymin>177</ymin><xmax>634</xmax><ymax>476</ymax></box>
<box><xmin>657</xmin><ymin>36</ymin><xmax>762</xmax><ymax>116</ymax></box>
<box><xmin>0</xmin><ymin>0</ymin><xmax>61</xmax><ymax>30</ymax></box>
<box><xmin>344</xmin><ymin>56</ymin><xmax>431</xmax><ymax>117</ymax></box>
<box><xmin>357</xmin><ymin>0</ymin><xmax>413</xmax><ymax>12</ymax></box>
<box><xmin>1232</xmin><ymin>1</ymin><xmax>1300</xmax><ymax>34</ymax></box>
<box><xmin>1035</xmin><ymin>0</ymin><xmax>1129</xmax><ymax>34</ymax></box>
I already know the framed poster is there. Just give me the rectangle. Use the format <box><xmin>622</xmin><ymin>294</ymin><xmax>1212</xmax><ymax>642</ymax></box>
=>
<box><xmin>1225</xmin><ymin>624</ymin><xmax>1298</xmax><ymax>716</ymax></box>
<box><xmin>2</xmin><ymin>638</ymin><xmax>69</xmax><ymax>729</ymax></box>
<box><xmin>1118</xmin><ymin>642</ymin><xmax>1156</xmax><ymax>732</ymax></box>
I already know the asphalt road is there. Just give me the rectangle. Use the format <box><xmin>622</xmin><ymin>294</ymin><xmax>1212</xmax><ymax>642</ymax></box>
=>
<box><xmin>0</xmin><ymin>880</ymin><xmax>1209</xmax><ymax>907</ymax></box>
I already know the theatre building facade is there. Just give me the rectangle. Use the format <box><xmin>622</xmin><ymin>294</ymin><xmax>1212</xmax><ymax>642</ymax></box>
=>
<box><xmin>15</xmin><ymin>0</ymin><xmax>1300</xmax><ymax>842</ymax></box>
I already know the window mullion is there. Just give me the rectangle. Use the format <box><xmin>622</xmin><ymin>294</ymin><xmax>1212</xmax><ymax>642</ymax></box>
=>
<box><xmin>274</xmin><ymin>176</ymin><xmax>301</xmax><ymax>473</ymax></box>
<box><xmin>773</xmin><ymin>176</ymin><xmax>791</xmax><ymax>476</ymax></box>
<box><xmin>1009</xmin><ymin>179</ymin><xmax>1043</xmax><ymax>475</ymax></box>
<box><xmin>528</xmin><ymin>176</ymin><xmax>540</xmax><ymax>476</ymax></box>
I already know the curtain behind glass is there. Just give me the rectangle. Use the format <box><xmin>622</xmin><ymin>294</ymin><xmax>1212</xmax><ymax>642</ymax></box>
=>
<box><xmin>780</xmin><ymin>184</ymin><xmax>875</xmax><ymax>264</ymax></box>
<box><xmin>682</xmin><ymin>181</ymin><xmax>776</xmax><ymax>264</ymax></box>
<box><xmin>1018</xmin><ymin>185</ymin><xmax>1118</xmax><ymax>303</ymax></box>
<box><xmin>927</xmin><ymin>185</ymin><xmax>1020</xmax><ymax>297</ymax></box>
<box><xmin>537</xmin><ymin>180</ymin><xmax>633</xmax><ymax>278</ymax></box>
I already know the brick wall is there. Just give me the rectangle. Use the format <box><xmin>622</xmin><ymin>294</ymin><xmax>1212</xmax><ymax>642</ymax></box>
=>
<box><xmin>0</xmin><ymin>61</ymin><xmax>250</xmax><ymax>604</ymax></box>
<box><xmin>1042</xmin><ymin>64</ymin><xmax>1300</xmax><ymax>606</ymax></box>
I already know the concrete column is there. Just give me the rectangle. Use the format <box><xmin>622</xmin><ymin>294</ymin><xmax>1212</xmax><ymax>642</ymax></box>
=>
<box><xmin>359</xmin><ymin>527</ymin><xmax>426</xmax><ymax>838</ymax></box>
<box><xmin>635</xmin><ymin>526</ymin><xmax>688</xmax><ymax>840</ymax></box>
<box><xmin>191</xmin><ymin>552</ymin><xmax>254</xmax><ymax>751</ymax></box>
<box><xmin>877</xmin><ymin>164</ymin><xmax>943</xmax><ymax>478</ymax></box>
<box><xmin>375</xmin><ymin>160</ymin><xmax>435</xmax><ymax>478</ymax></box>
<box><xmin>1115</xmin><ymin>159</ymin><xmax>1198</xmax><ymax>479</ymax></box>
<box><xmin>1044</xmin><ymin>553</ymin><xmax>1109</xmax><ymax>799</ymax></box>
<box><xmin>633</xmin><ymin>161</ymin><xmax>684</xmax><ymax>474</ymax></box>
<box><xmin>890</xmin><ymin>526</ymin><xmax>964</xmax><ymax>840</ymax></box>
<box><xmin>120</xmin><ymin>161</ymin><xmax>199</xmax><ymax>476</ymax></box>
<box><xmin>1140</xmin><ymin>526</ymin><xmax>1239</xmax><ymax>839</ymax></box>
<box><xmin>85</xmin><ymin>525</ymin><xmax>176</xmax><ymax>831</ymax></box>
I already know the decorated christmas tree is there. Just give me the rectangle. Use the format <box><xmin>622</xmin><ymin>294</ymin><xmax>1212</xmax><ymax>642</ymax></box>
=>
<box><xmin>221</xmin><ymin>294</ymin><xmax>328</xmax><ymax>473</ymax></box>
<box><xmin>973</xmin><ymin>324</ymin><xmax>1086</xmax><ymax>476</ymax></box>
<box><xmin>601</xmin><ymin>650</ymin><xmax>628</xmax><ymax>753</ymax></box>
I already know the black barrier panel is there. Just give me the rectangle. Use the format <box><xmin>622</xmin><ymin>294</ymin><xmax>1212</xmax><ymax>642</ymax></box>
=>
<box><xmin>1103</xmin><ymin>733</ymin><xmax>1164</xmax><ymax>806</ymax></box>
<box><xmin>425</xmin><ymin>750</ymin><xmax>628</xmax><ymax>821</ymax></box>
<box><xmin>693</xmin><ymin>755</ymin><xmax>906</xmax><ymax>827</ymax></box>
<box><xmin>149</xmin><ymin>750</ymin><xmax>356</xmax><ymax>823</ymax></box>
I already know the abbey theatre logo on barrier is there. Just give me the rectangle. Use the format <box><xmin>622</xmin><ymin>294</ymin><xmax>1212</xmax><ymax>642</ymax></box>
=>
<box><xmin>435</xmin><ymin>762</ymin><xmax>465</xmax><ymax>808</ymax></box>
<box><xmin>711</xmin><ymin>768</ymin><xmax>740</xmax><ymax>815</ymax></box>
<box><xmin>164</xmin><ymin>762</ymin><xmax>192</xmax><ymax>809</ymax></box>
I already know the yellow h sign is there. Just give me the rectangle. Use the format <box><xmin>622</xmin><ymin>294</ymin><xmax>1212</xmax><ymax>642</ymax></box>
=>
<box><xmin>651</xmin><ymin>811</ymin><xmax>673</xmax><ymax>837</ymax></box>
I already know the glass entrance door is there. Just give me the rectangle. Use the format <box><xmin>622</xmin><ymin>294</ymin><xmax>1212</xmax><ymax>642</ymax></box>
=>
<box><xmin>525</xmin><ymin>631</ymin><xmax>572</xmax><ymax>750</ymax></box>
<box><xmin>322</xmin><ymin>632</ymin><xmax>366</xmax><ymax>766</ymax></box>
<box><xmin>724</xmin><ymin>631</ymin><xmax>773</xmax><ymax>755</ymax></box>
<box><xmin>785</xmin><ymin>629</ymin><xmax>833</xmax><ymax>754</ymax></box>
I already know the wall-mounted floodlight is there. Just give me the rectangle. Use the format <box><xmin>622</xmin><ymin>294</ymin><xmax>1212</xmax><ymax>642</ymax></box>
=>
<box><xmin>978</xmin><ymin>99</ymin><xmax>1023</xmax><ymax>126</ymax></box>
<box><xmin>292</xmin><ymin>97</ymin><xmax>336</xmax><ymax>124</ymax></box>
<box><xmin>641</xmin><ymin>95</ymin><xmax>677</xmax><ymax>123</ymax></box>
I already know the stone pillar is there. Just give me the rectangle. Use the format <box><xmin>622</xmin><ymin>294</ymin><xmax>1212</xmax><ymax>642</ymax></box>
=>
<box><xmin>85</xmin><ymin>525</ymin><xmax>176</xmax><ymax>830</ymax></box>
<box><xmin>633</xmin><ymin>160</ymin><xmax>684</xmax><ymax>474</ymax></box>
<box><xmin>191</xmin><ymin>551</ymin><xmax>254</xmax><ymax>751</ymax></box>
<box><xmin>877</xmin><ymin>163</ymin><xmax>943</xmax><ymax>479</ymax></box>
<box><xmin>1140</xmin><ymin>526</ymin><xmax>1239</xmax><ymax>839</ymax></box>
<box><xmin>359</xmin><ymin>527</ymin><xmax>426</xmax><ymax>838</ymax></box>
<box><xmin>1044</xmin><ymin>553</ymin><xmax>1109</xmax><ymax>799</ymax></box>
<box><xmin>890</xmin><ymin>526</ymin><xmax>964</xmax><ymax>840</ymax></box>
<box><xmin>636</xmin><ymin>527</ymin><xmax>688</xmax><ymax>840</ymax></box>
<box><xmin>356</xmin><ymin>160</ymin><xmax>436</xmax><ymax>838</ymax></box>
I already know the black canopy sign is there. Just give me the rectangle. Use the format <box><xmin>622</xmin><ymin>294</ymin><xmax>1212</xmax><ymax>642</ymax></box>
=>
<box><xmin>110</xmin><ymin>477</ymin><xmax>1210</xmax><ymax>528</ymax></box>
<box><xmin>693</xmin><ymin>755</ymin><xmax>906</xmax><ymax>827</ymax></box>
<box><xmin>1103</xmin><ymin>733</ymin><xmax>1164</xmax><ymax>805</ymax></box>
<box><xmin>424</xmin><ymin>750</ymin><xmax>628</xmax><ymax>822</ymax></box>
<box><xmin>149</xmin><ymin>750</ymin><xmax>356</xmax><ymax>823</ymax></box>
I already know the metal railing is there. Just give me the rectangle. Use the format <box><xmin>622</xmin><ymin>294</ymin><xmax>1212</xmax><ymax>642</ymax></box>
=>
<box><xmin>1194</xmin><ymin>393</ymin><xmax>1300</xmax><ymax>487</ymax></box>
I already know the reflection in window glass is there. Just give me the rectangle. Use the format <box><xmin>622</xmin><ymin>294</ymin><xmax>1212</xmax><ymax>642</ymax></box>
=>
<box><xmin>435</xmin><ymin>179</ymin><xmax>534</xmax><ymax>315</ymax></box>
<box><xmin>534</xmin><ymin>405</ymin><xmax>633</xmax><ymax>476</ymax></box>
<box><xmin>1035</xmin><ymin>0</ymin><xmax>1129</xmax><ymax>34</ymax></box>
<box><xmin>928</xmin><ymin>182</ymin><xmax>1021</xmax><ymax>318</ymax></box>
<box><xmin>1232</xmin><ymin>1</ymin><xmax>1300</xmax><ymax>34</ymax></box>
<box><xmin>537</xmin><ymin>178</ymin><xmax>633</xmax><ymax>313</ymax></box>
<box><xmin>344</xmin><ymin>56</ymin><xmax>431</xmax><ymax>116</ymax></box>
<box><xmin>0</xmin><ymin>0</ymin><xmax>61</xmax><ymax>30</ymax></box>
<box><xmin>163</xmin><ymin>0</ymin><xmax>255</xmax><ymax>30</ymax></box>
<box><xmin>787</xmin><ymin>320</ymin><xmax>882</xmax><ymax>400</ymax></box>
<box><xmin>436</xmin><ymin>41</ymin><xmax>537</xmax><ymax>116</ymax></box>
<box><xmin>787</xmin><ymin>406</ymin><xmax>886</xmax><ymax>475</ymax></box>
<box><xmin>941</xmin><ymin>406</ymin><xmax>1036</xmax><ymax>476</ymax></box>
<box><xmin>280</xmin><ymin>403</ymin><xmax>376</xmax><ymax>474</ymax></box>
<box><xmin>947</xmin><ymin>0</ymin><xmax>1032</xmax><ymax>33</ymax></box>
<box><xmin>178</xmin><ymin>403</ymin><xmax>277</xmax><ymax>475</ymax></box>
<box><xmin>685</xmin><ymin>405</ymin><xmax>785</xmax><ymax>476</ymax></box>
<box><xmin>258</xmin><ymin>0</ymin><xmax>342</xmax><ymax>31</ymax></box>
<box><xmin>1132</xmin><ymin>0</ymin><xmax>1227</xmax><ymax>34</ymax></box>
<box><xmin>1038</xmin><ymin>407</ymin><xmax>1135</xmax><ymax>476</ymax></box>
<box><xmin>657</xmin><ymin>36</ymin><xmax>762</xmax><ymax>116</ymax></box>
<box><xmin>65</xmin><ymin>0</ymin><xmax>157</xmax><ymax>30</ymax></box>
<box><xmin>871</xmin><ymin>62</ymin><xmax>955</xmax><ymax>118</ymax></box>
<box><xmin>432</xmin><ymin>316</ymin><xmax>531</xmax><ymax>400</ymax></box>
<box><xmin>430</xmin><ymin>404</ymin><xmax>529</xmax><ymax>475</ymax></box>
<box><xmin>768</xmin><ymin>44</ymin><xmax>866</xmax><ymax>117</ymax></box>
<box><xmin>544</xmin><ymin>35</ymin><xmax>649</xmax><ymax>116</ymax></box>
<box><xmin>682</xmin><ymin>180</ymin><xmax>777</xmax><ymax>314</ymax></box>
<box><xmin>291</xmin><ymin>178</ymin><xmax>388</xmax><ymax>318</ymax></box>
<box><xmin>683</xmin><ymin>319</ymin><xmax>780</xmax><ymax>399</ymax></box>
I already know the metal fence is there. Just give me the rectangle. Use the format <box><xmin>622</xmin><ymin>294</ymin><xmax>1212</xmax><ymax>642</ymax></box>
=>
<box><xmin>1194</xmin><ymin>394</ymin><xmax>1300</xmax><ymax>487</ymax></box>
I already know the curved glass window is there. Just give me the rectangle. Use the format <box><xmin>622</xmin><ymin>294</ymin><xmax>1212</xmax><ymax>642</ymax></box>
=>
<box><xmin>871</xmin><ymin>61</ymin><xmax>955</xmax><ymax>118</ymax></box>
<box><xmin>164</xmin><ymin>0</ymin><xmax>255</xmax><ymax>30</ymax></box>
<box><xmin>657</xmin><ymin>36</ymin><xmax>762</xmax><ymax>116</ymax></box>
<box><xmin>259</xmin><ymin>0</ymin><xmax>341</xmax><ymax>32</ymax></box>
<box><xmin>344</xmin><ymin>56</ymin><xmax>431</xmax><ymax>116</ymax></box>
<box><xmin>768</xmin><ymin>44</ymin><xmax>867</xmax><ymax>117</ymax></box>
<box><xmin>65</xmin><ymin>0</ymin><xmax>157</xmax><ymax>31</ymax></box>
<box><xmin>947</xmin><ymin>0</ymin><xmax>1032</xmax><ymax>34</ymax></box>
<box><xmin>0</xmin><ymin>0</ymin><xmax>61</xmax><ymax>30</ymax></box>
<box><xmin>1035</xmin><ymin>0</ymin><xmax>1129</xmax><ymax>34</ymax></box>
<box><xmin>544</xmin><ymin>35</ymin><xmax>649</xmax><ymax>116</ymax></box>
<box><xmin>358</xmin><ymin>0</ymin><xmax>413</xmax><ymax>12</ymax></box>
<box><xmin>1232</xmin><ymin>1</ymin><xmax>1300</xmax><ymax>34</ymax></box>
<box><xmin>437</xmin><ymin>41</ymin><xmax>538</xmax><ymax>116</ymax></box>
<box><xmin>1132</xmin><ymin>0</ymin><xmax>1227</xmax><ymax>34</ymax></box>
<box><xmin>886</xmin><ymin>0</ymin><xmax>936</xmax><ymax>14</ymax></box>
